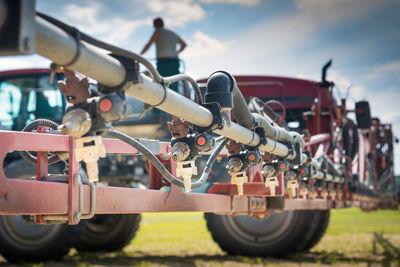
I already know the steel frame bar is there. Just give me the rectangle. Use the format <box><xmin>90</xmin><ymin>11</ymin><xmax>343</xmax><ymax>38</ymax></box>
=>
<box><xmin>0</xmin><ymin>130</ymin><xmax>389</xmax><ymax>225</ymax></box>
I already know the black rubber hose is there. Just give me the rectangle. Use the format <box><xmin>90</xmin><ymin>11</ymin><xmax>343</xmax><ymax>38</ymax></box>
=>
<box><xmin>232</xmin><ymin>85</ymin><xmax>256</xmax><ymax>130</ymax></box>
<box><xmin>20</xmin><ymin>119</ymin><xmax>61</xmax><ymax>165</ymax></box>
<box><xmin>103</xmin><ymin>130</ymin><xmax>227</xmax><ymax>189</ymax></box>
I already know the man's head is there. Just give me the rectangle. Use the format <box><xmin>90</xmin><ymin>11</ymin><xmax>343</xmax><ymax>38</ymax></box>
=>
<box><xmin>153</xmin><ymin>17</ymin><xmax>164</xmax><ymax>28</ymax></box>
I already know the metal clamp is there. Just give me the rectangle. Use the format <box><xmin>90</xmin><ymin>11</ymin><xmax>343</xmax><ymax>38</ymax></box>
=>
<box><xmin>41</xmin><ymin>173</ymin><xmax>96</xmax><ymax>223</ymax></box>
<box><xmin>246</xmin><ymin>127</ymin><xmax>267</xmax><ymax>149</ymax></box>
<box><xmin>97</xmin><ymin>54</ymin><xmax>141</xmax><ymax>93</ymax></box>
<box><xmin>80</xmin><ymin>177</ymin><xmax>96</xmax><ymax>220</ymax></box>
<box><xmin>193</xmin><ymin>102</ymin><xmax>223</xmax><ymax>132</ymax></box>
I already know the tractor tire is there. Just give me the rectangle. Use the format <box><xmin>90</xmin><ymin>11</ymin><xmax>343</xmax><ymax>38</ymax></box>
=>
<box><xmin>0</xmin><ymin>159</ymin><xmax>80</xmax><ymax>263</ymax></box>
<box><xmin>0</xmin><ymin>216</ymin><xmax>81</xmax><ymax>263</ymax></box>
<box><xmin>75</xmin><ymin>213</ymin><xmax>141</xmax><ymax>252</ymax></box>
<box><xmin>294</xmin><ymin>210</ymin><xmax>330</xmax><ymax>252</ymax></box>
<box><xmin>205</xmin><ymin>210</ymin><xmax>316</xmax><ymax>257</ymax></box>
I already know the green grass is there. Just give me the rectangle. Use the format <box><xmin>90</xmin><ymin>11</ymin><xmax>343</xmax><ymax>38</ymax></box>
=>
<box><xmin>326</xmin><ymin>208</ymin><xmax>400</xmax><ymax>235</ymax></box>
<box><xmin>0</xmin><ymin>208</ymin><xmax>399</xmax><ymax>266</ymax></box>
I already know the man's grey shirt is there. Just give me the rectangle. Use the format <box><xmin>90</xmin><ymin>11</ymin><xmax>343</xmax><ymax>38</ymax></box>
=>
<box><xmin>156</xmin><ymin>27</ymin><xmax>179</xmax><ymax>59</ymax></box>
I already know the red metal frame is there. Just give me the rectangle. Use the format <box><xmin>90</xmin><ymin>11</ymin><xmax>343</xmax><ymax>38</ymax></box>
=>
<box><xmin>0</xmin><ymin>126</ymin><xmax>395</xmax><ymax>225</ymax></box>
<box><xmin>0</xmin><ymin>68</ymin><xmax>52</xmax><ymax>76</ymax></box>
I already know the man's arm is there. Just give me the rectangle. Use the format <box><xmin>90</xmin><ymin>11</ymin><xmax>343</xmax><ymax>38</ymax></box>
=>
<box><xmin>140</xmin><ymin>30</ymin><xmax>160</xmax><ymax>55</ymax></box>
<box><xmin>177</xmin><ymin>37</ymin><xmax>187</xmax><ymax>54</ymax></box>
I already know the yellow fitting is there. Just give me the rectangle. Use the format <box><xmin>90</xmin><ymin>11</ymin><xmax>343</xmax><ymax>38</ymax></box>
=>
<box><xmin>75</xmin><ymin>136</ymin><xmax>106</xmax><ymax>182</ymax></box>
<box><xmin>231</xmin><ymin>171</ymin><xmax>248</xmax><ymax>196</ymax></box>
<box><xmin>337</xmin><ymin>189</ymin><xmax>343</xmax><ymax>201</ymax></box>
<box><xmin>287</xmin><ymin>180</ymin><xmax>298</xmax><ymax>198</ymax></box>
<box><xmin>265</xmin><ymin>177</ymin><xmax>279</xmax><ymax>196</ymax></box>
<box><xmin>300</xmin><ymin>187</ymin><xmax>308</xmax><ymax>199</ymax></box>
<box><xmin>176</xmin><ymin>160</ymin><xmax>197</xmax><ymax>192</ymax></box>
<box><xmin>309</xmin><ymin>189</ymin><xmax>317</xmax><ymax>199</ymax></box>
<box><xmin>328</xmin><ymin>189</ymin><xmax>336</xmax><ymax>200</ymax></box>
<box><xmin>321</xmin><ymin>189</ymin><xmax>328</xmax><ymax>200</ymax></box>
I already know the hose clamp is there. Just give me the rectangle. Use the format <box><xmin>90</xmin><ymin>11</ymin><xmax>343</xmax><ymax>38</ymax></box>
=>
<box><xmin>193</xmin><ymin>102</ymin><xmax>223</xmax><ymax>132</ymax></box>
<box><xmin>245</xmin><ymin>127</ymin><xmax>267</xmax><ymax>149</ymax></box>
<box><xmin>97</xmin><ymin>54</ymin><xmax>141</xmax><ymax>94</ymax></box>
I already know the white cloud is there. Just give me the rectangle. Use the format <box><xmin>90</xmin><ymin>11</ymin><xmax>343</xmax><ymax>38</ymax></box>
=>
<box><xmin>294</xmin><ymin>0</ymin><xmax>396</xmax><ymax>24</ymax></box>
<box><xmin>366</xmin><ymin>86</ymin><xmax>400</xmax><ymax>122</ymax></box>
<box><xmin>143</xmin><ymin>0</ymin><xmax>205</xmax><ymax>27</ymax></box>
<box><xmin>366</xmin><ymin>61</ymin><xmax>400</xmax><ymax>80</ymax></box>
<box><xmin>325</xmin><ymin>72</ymin><xmax>400</xmax><ymax>123</ymax></box>
<box><xmin>182</xmin><ymin>31</ymin><xmax>228</xmax><ymax>58</ymax></box>
<box><xmin>61</xmin><ymin>3</ymin><xmax>147</xmax><ymax>45</ymax></box>
<box><xmin>179</xmin><ymin>10</ymin><xmax>320</xmax><ymax>78</ymax></box>
<box><xmin>199</xmin><ymin>0</ymin><xmax>260</xmax><ymax>6</ymax></box>
<box><xmin>328</xmin><ymin>71</ymin><xmax>365</xmax><ymax>101</ymax></box>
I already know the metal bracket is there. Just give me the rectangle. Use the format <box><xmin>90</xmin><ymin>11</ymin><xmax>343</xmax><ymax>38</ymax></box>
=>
<box><xmin>249</xmin><ymin>196</ymin><xmax>267</xmax><ymax>217</ymax></box>
<box><xmin>193</xmin><ymin>102</ymin><xmax>223</xmax><ymax>132</ymax></box>
<box><xmin>41</xmin><ymin>173</ymin><xmax>96</xmax><ymax>223</ymax></box>
<box><xmin>97</xmin><ymin>54</ymin><xmax>141</xmax><ymax>93</ymax></box>
<box><xmin>246</xmin><ymin>127</ymin><xmax>267</xmax><ymax>149</ymax></box>
<box><xmin>288</xmin><ymin>142</ymin><xmax>301</xmax><ymax>165</ymax></box>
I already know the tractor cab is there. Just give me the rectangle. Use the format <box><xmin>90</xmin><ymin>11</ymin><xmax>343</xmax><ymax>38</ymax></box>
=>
<box><xmin>0</xmin><ymin>69</ymin><xmax>65</xmax><ymax>131</ymax></box>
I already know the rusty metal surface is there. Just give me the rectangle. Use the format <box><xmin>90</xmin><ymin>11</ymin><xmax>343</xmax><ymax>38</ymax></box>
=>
<box><xmin>58</xmin><ymin>69</ymin><xmax>91</xmax><ymax>105</ymax></box>
<box><xmin>225</xmin><ymin>139</ymin><xmax>242</xmax><ymax>156</ymax></box>
<box><xmin>167</xmin><ymin>116</ymin><xmax>189</xmax><ymax>139</ymax></box>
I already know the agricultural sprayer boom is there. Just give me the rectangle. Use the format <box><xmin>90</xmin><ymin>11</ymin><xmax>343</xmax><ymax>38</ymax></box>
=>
<box><xmin>0</xmin><ymin>0</ymin><xmax>397</xmax><ymax>262</ymax></box>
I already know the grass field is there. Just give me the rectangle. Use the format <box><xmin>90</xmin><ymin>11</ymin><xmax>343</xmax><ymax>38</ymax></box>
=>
<box><xmin>0</xmin><ymin>208</ymin><xmax>399</xmax><ymax>266</ymax></box>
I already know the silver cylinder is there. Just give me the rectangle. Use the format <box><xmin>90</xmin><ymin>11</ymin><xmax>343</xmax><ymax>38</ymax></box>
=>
<box><xmin>35</xmin><ymin>16</ymin><xmax>125</xmax><ymax>87</ymax></box>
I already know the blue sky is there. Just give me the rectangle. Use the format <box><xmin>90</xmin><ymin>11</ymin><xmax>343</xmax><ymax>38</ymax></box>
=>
<box><xmin>1</xmin><ymin>0</ymin><xmax>400</xmax><ymax>173</ymax></box>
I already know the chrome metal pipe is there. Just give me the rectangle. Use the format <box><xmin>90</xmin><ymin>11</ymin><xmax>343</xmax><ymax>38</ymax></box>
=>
<box><xmin>35</xmin><ymin>16</ymin><xmax>125</xmax><ymax>87</ymax></box>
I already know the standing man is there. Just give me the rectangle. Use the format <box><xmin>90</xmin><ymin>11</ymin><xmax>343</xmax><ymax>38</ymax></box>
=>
<box><xmin>141</xmin><ymin>17</ymin><xmax>187</xmax><ymax>79</ymax></box>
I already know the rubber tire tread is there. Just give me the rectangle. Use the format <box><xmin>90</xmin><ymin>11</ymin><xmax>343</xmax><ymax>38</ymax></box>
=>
<box><xmin>75</xmin><ymin>214</ymin><xmax>141</xmax><ymax>252</ymax></box>
<box><xmin>0</xmin><ymin>159</ymin><xmax>80</xmax><ymax>263</ymax></box>
<box><xmin>0</xmin><ymin>220</ymin><xmax>81</xmax><ymax>263</ymax></box>
<box><xmin>204</xmin><ymin>211</ymin><xmax>315</xmax><ymax>257</ymax></box>
<box><xmin>295</xmin><ymin>210</ymin><xmax>330</xmax><ymax>252</ymax></box>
